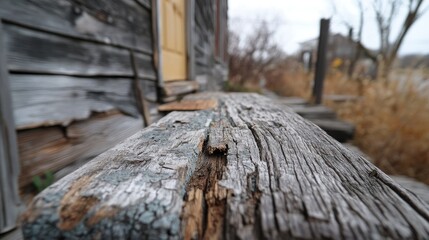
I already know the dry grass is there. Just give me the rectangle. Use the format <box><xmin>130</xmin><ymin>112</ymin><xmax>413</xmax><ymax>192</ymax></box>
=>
<box><xmin>268</xmin><ymin>68</ymin><xmax>429</xmax><ymax>184</ymax></box>
<box><xmin>265</xmin><ymin>65</ymin><xmax>312</xmax><ymax>98</ymax></box>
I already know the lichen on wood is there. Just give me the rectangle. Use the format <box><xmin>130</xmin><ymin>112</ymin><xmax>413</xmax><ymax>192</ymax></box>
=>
<box><xmin>22</xmin><ymin>93</ymin><xmax>429</xmax><ymax>239</ymax></box>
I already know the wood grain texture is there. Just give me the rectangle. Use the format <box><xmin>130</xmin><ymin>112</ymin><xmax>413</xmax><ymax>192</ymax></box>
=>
<box><xmin>18</xmin><ymin>112</ymin><xmax>143</xmax><ymax>187</ymax></box>
<box><xmin>23</xmin><ymin>110</ymin><xmax>212</xmax><ymax>239</ymax></box>
<box><xmin>0</xmin><ymin>0</ymin><xmax>153</xmax><ymax>52</ymax></box>
<box><xmin>10</xmin><ymin>74</ymin><xmax>140</xmax><ymax>129</ymax></box>
<box><xmin>3</xmin><ymin>24</ymin><xmax>134</xmax><ymax>76</ymax></box>
<box><xmin>134</xmin><ymin>52</ymin><xmax>157</xmax><ymax>80</ymax></box>
<box><xmin>22</xmin><ymin>93</ymin><xmax>429</xmax><ymax>239</ymax></box>
<box><xmin>0</xmin><ymin>22</ymin><xmax>20</xmax><ymax>234</ymax></box>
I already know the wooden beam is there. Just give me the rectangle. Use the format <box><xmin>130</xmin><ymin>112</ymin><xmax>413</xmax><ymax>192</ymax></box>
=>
<box><xmin>22</xmin><ymin>93</ymin><xmax>429</xmax><ymax>239</ymax></box>
<box><xmin>0</xmin><ymin>21</ymin><xmax>20</xmax><ymax>234</ymax></box>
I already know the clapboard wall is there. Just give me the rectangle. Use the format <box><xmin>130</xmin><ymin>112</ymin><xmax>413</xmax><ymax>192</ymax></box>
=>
<box><xmin>194</xmin><ymin>0</ymin><xmax>228</xmax><ymax>91</ymax></box>
<box><xmin>194</xmin><ymin>0</ymin><xmax>215</xmax><ymax>76</ymax></box>
<box><xmin>0</xmin><ymin>0</ymin><xmax>158</xmax><ymax>189</ymax></box>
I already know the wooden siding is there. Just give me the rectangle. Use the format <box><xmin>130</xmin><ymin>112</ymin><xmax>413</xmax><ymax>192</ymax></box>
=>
<box><xmin>0</xmin><ymin>0</ymin><xmax>229</xmax><ymax>192</ymax></box>
<box><xmin>194</xmin><ymin>0</ymin><xmax>215</xmax><ymax>75</ymax></box>
<box><xmin>193</xmin><ymin>0</ymin><xmax>228</xmax><ymax>91</ymax></box>
<box><xmin>0</xmin><ymin>0</ymin><xmax>158</xmax><ymax>189</ymax></box>
<box><xmin>0</xmin><ymin>0</ymin><xmax>152</xmax><ymax>52</ymax></box>
<box><xmin>17</xmin><ymin>111</ymin><xmax>143</xmax><ymax>187</ymax></box>
<box><xmin>0</xmin><ymin>22</ymin><xmax>20</xmax><ymax>234</ymax></box>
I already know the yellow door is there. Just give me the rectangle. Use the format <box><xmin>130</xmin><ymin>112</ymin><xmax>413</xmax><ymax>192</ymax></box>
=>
<box><xmin>161</xmin><ymin>0</ymin><xmax>187</xmax><ymax>81</ymax></box>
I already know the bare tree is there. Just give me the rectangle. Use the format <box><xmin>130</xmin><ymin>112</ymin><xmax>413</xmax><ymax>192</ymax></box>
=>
<box><xmin>228</xmin><ymin>20</ymin><xmax>284</xmax><ymax>86</ymax></box>
<box><xmin>380</xmin><ymin>0</ymin><xmax>427</xmax><ymax>78</ymax></box>
<box><xmin>333</xmin><ymin>0</ymin><xmax>428</xmax><ymax>79</ymax></box>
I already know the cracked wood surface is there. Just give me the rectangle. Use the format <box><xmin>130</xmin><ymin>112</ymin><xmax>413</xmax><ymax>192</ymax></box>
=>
<box><xmin>23</xmin><ymin>93</ymin><xmax>429</xmax><ymax>239</ymax></box>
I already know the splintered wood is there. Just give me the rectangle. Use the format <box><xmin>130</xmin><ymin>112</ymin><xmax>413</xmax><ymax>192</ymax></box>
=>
<box><xmin>23</xmin><ymin>93</ymin><xmax>429</xmax><ymax>239</ymax></box>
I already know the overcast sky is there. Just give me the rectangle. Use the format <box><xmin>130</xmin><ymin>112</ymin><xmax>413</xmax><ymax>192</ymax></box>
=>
<box><xmin>229</xmin><ymin>0</ymin><xmax>429</xmax><ymax>55</ymax></box>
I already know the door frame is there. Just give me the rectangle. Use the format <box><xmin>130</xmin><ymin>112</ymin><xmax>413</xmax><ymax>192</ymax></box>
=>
<box><xmin>152</xmin><ymin>0</ymin><xmax>195</xmax><ymax>90</ymax></box>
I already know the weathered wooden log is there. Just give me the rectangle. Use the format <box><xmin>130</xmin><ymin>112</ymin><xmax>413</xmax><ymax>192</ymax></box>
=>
<box><xmin>22</xmin><ymin>93</ymin><xmax>429</xmax><ymax>239</ymax></box>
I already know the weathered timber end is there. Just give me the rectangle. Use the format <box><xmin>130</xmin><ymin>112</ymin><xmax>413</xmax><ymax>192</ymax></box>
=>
<box><xmin>22</xmin><ymin>93</ymin><xmax>429</xmax><ymax>239</ymax></box>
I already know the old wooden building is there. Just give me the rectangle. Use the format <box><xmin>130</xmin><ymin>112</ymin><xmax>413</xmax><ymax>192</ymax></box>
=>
<box><xmin>0</xmin><ymin>0</ymin><xmax>228</xmax><ymax>233</ymax></box>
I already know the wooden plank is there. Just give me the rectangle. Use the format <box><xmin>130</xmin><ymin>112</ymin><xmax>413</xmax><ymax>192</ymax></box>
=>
<box><xmin>3</xmin><ymin>24</ymin><xmax>135</xmax><ymax>76</ymax></box>
<box><xmin>134</xmin><ymin>52</ymin><xmax>157</xmax><ymax>80</ymax></box>
<box><xmin>0</xmin><ymin>0</ymin><xmax>153</xmax><ymax>52</ymax></box>
<box><xmin>22</xmin><ymin>93</ymin><xmax>429</xmax><ymax>239</ymax></box>
<box><xmin>158</xmin><ymin>99</ymin><xmax>218</xmax><ymax>112</ymax></box>
<box><xmin>135</xmin><ymin>0</ymin><xmax>152</xmax><ymax>9</ymax></box>
<box><xmin>309</xmin><ymin>119</ymin><xmax>355</xmax><ymax>143</ymax></box>
<box><xmin>162</xmin><ymin>81</ymin><xmax>199</xmax><ymax>97</ymax></box>
<box><xmin>276</xmin><ymin>97</ymin><xmax>308</xmax><ymax>106</ymax></box>
<box><xmin>0</xmin><ymin>21</ymin><xmax>20</xmax><ymax>234</ymax></box>
<box><xmin>392</xmin><ymin>176</ymin><xmax>429</xmax><ymax>205</ymax></box>
<box><xmin>22</xmin><ymin>111</ymin><xmax>212</xmax><ymax>239</ymax></box>
<box><xmin>0</xmin><ymin>227</ymin><xmax>23</xmax><ymax>240</ymax></box>
<box><xmin>289</xmin><ymin>105</ymin><xmax>337</xmax><ymax>119</ymax></box>
<box><xmin>18</xmin><ymin>112</ymin><xmax>143</xmax><ymax>187</ymax></box>
<box><xmin>140</xmin><ymin>79</ymin><xmax>158</xmax><ymax>102</ymax></box>
<box><xmin>324</xmin><ymin>94</ymin><xmax>362</xmax><ymax>103</ymax></box>
<box><xmin>10</xmin><ymin>74</ymin><xmax>139</xmax><ymax>129</ymax></box>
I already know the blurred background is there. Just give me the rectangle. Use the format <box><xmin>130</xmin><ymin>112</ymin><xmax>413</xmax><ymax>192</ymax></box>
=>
<box><xmin>227</xmin><ymin>0</ymin><xmax>429</xmax><ymax>185</ymax></box>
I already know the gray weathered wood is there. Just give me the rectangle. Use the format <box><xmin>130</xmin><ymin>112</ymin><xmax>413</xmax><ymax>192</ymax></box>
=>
<box><xmin>309</xmin><ymin>119</ymin><xmax>355</xmax><ymax>143</ymax></box>
<box><xmin>194</xmin><ymin>0</ymin><xmax>215</xmax><ymax>76</ymax></box>
<box><xmin>392</xmin><ymin>176</ymin><xmax>429</xmax><ymax>205</ymax></box>
<box><xmin>18</xmin><ymin>112</ymin><xmax>143</xmax><ymax>187</ymax></box>
<box><xmin>134</xmin><ymin>52</ymin><xmax>157</xmax><ymax>80</ymax></box>
<box><xmin>22</xmin><ymin>93</ymin><xmax>429</xmax><ymax>239</ymax></box>
<box><xmin>10</xmin><ymin>74</ymin><xmax>141</xmax><ymax>129</ymax></box>
<box><xmin>162</xmin><ymin>81</ymin><xmax>199</xmax><ymax>98</ymax></box>
<box><xmin>289</xmin><ymin>105</ymin><xmax>337</xmax><ymax>119</ymax></box>
<box><xmin>0</xmin><ymin>0</ymin><xmax>152</xmax><ymax>52</ymax></box>
<box><xmin>152</xmin><ymin>0</ymin><xmax>164</xmax><ymax>89</ymax></box>
<box><xmin>276</xmin><ymin>97</ymin><xmax>308</xmax><ymax>106</ymax></box>
<box><xmin>0</xmin><ymin>227</ymin><xmax>23</xmax><ymax>240</ymax></box>
<box><xmin>3</xmin><ymin>24</ymin><xmax>137</xmax><ymax>76</ymax></box>
<box><xmin>0</xmin><ymin>22</ymin><xmax>20</xmax><ymax>234</ymax></box>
